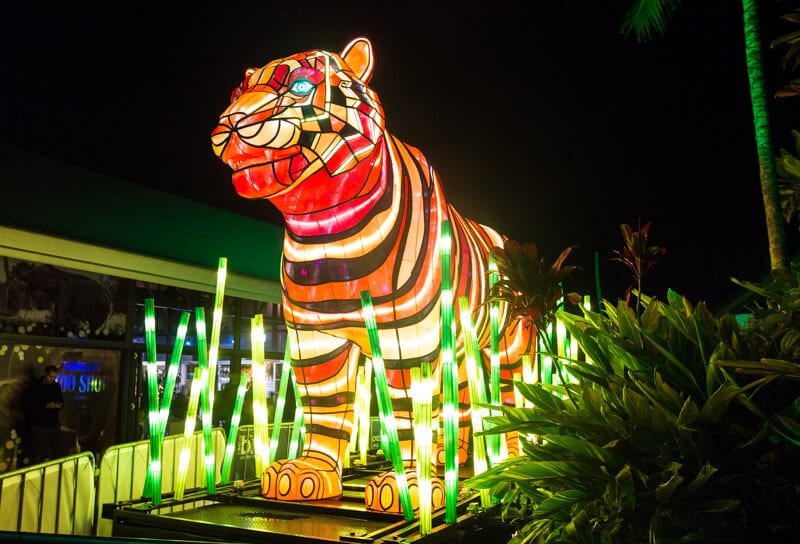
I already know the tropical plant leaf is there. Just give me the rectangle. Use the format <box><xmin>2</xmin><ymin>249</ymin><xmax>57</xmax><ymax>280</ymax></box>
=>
<box><xmin>537</xmin><ymin>434</ymin><xmax>624</xmax><ymax>467</ymax></box>
<box><xmin>676</xmin><ymin>396</ymin><xmax>700</xmax><ymax>428</ymax></box>
<box><xmin>654</xmin><ymin>463</ymin><xmax>684</xmax><ymax>504</ymax></box>
<box><xmin>533</xmin><ymin>489</ymin><xmax>590</xmax><ymax>515</ymax></box>
<box><xmin>639</xmin><ymin>327</ymin><xmax>703</xmax><ymax>397</ymax></box>
<box><xmin>698</xmin><ymin>383</ymin><xmax>743</xmax><ymax>424</ymax></box>
<box><xmin>684</xmin><ymin>463</ymin><xmax>717</xmax><ymax>495</ymax></box>
<box><xmin>698</xmin><ymin>499</ymin><xmax>740</xmax><ymax>513</ymax></box>
<box><xmin>610</xmin><ymin>464</ymin><xmax>635</xmax><ymax>512</ymax></box>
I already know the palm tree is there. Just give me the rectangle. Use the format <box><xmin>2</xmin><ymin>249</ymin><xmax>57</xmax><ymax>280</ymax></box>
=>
<box><xmin>622</xmin><ymin>0</ymin><xmax>790</xmax><ymax>281</ymax></box>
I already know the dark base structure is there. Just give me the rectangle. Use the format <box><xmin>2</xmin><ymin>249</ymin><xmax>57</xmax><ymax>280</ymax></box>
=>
<box><xmin>109</xmin><ymin>468</ymin><xmax>512</xmax><ymax>544</ymax></box>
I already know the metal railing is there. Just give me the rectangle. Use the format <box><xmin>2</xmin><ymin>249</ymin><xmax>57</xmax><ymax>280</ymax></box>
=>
<box><xmin>0</xmin><ymin>452</ymin><xmax>95</xmax><ymax>535</ymax></box>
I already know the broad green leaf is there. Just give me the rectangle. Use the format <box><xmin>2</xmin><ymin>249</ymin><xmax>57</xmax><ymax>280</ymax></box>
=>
<box><xmin>676</xmin><ymin>396</ymin><xmax>700</xmax><ymax>428</ymax></box>
<box><xmin>612</xmin><ymin>464</ymin><xmax>635</xmax><ymax>512</ymax></box>
<box><xmin>776</xmin><ymin>414</ymin><xmax>800</xmax><ymax>437</ymax></box>
<box><xmin>538</xmin><ymin>434</ymin><xmax>624</xmax><ymax>467</ymax></box>
<box><xmin>774</xmin><ymin>415</ymin><xmax>800</xmax><ymax>447</ymax></box>
<box><xmin>699</xmin><ymin>499</ymin><xmax>740</xmax><ymax>513</ymax></box>
<box><xmin>640</xmin><ymin>328</ymin><xmax>702</xmax><ymax>396</ymax></box>
<box><xmin>534</xmin><ymin>489</ymin><xmax>590</xmax><ymax>515</ymax></box>
<box><xmin>500</xmin><ymin>460</ymin><xmax>597</xmax><ymax>481</ymax></box>
<box><xmin>658</xmin><ymin>299</ymin><xmax>696</xmax><ymax>345</ymax></box>
<box><xmin>654</xmin><ymin>371</ymin><xmax>684</xmax><ymax>411</ymax></box>
<box><xmin>685</xmin><ymin>463</ymin><xmax>717</xmax><ymax>494</ymax></box>
<box><xmin>614</xmin><ymin>301</ymin><xmax>643</xmax><ymax>346</ymax></box>
<box><xmin>698</xmin><ymin>383</ymin><xmax>742</xmax><ymax>424</ymax></box>
<box><xmin>654</xmin><ymin>466</ymin><xmax>683</xmax><ymax>504</ymax></box>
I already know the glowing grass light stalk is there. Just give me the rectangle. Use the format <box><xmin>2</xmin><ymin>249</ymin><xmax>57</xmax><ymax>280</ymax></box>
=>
<box><xmin>287</xmin><ymin>369</ymin><xmax>305</xmax><ymax>460</ymax></box>
<box><xmin>157</xmin><ymin>311</ymin><xmax>191</xmax><ymax>440</ymax></box>
<box><xmin>360</xmin><ymin>290</ymin><xmax>414</xmax><ymax>521</ymax></box>
<box><xmin>206</xmin><ymin>257</ymin><xmax>228</xmax><ymax>410</ymax></box>
<box><xmin>411</xmin><ymin>363</ymin><xmax>433</xmax><ymax>535</ymax></box>
<box><xmin>349</xmin><ymin>364</ymin><xmax>365</xmax><ymax>453</ymax></box>
<box><xmin>582</xmin><ymin>295</ymin><xmax>594</xmax><ymax>365</ymax></box>
<box><xmin>439</xmin><ymin>220</ymin><xmax>459</xmax><ymax>523</ymax></box>
<box><xmin>221</xmin><ymin>371</ymin><xmax>249</xmax><ymax>483</ymax></box>
<box><xmin>250</xmin><ymin>314</ymin><xmax>271</xmax><ymax>475</ymax></box>
<box><xmin>556</xmin><ymin>317</ymin><xmax>570</xmax><ymax>384</ymax></box>
<box><xmin>458</xmin><ymin>297</ymin><xmax>492</xmax><ymax>508</ymax></box>
<box><xmin>195</xmin><ymin>307</ymin><xmax>216</xmax><ymax>494</ymax></box>
<box><xmin>487</xmin><ymin>257</ymin><xmax>502</xmax><ymax>464</ymax></box>
<box><xmin>349</xmin><ymin>364</ymin><xmax>366</xmax><ymax>462</ymax></box>
<box><xmin>270</xmin><ymin>340</ymin><xmax>292</xmax><ymax>464</ymax></box>
<box><xmin>512</xmin><ymin>371</ymin><xmax>524</xmax><ymax>453</ymax></box>
<box><xmin>143</xmin><ymin>298</ymin><xmax>161</xmax><ymax>503</ymax></box>
<box><xmin>173</xmin><ymin>364</ymin><xmax>203</xmax><ymax>500</ymax></box>
<box><xmin>521</xmin><ymin>354</ymin><xmax>534</xmax><ymax>408</ymax></box>
<box><xmin>359</xmin><ymin>359</ymin><xmax>373</xmax><ymax>466</ymax></box>
<box><xmin>541</xmin><ymin>324</ymin><xmax>554</xmax><ymax>385</ymax></box>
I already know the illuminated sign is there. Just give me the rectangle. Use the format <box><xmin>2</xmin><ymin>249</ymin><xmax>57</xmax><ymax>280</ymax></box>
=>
<box><xmin>60</xmin><ymin>360</ymin><xmax>107</xmax><ymax>393</ymax></box>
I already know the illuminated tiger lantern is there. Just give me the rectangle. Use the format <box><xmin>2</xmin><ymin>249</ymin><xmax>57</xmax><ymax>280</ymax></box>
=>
<box><xmin>211</xmin><ymin>37</ymin><xmax>535</xmax><ymax>512</ymax></box>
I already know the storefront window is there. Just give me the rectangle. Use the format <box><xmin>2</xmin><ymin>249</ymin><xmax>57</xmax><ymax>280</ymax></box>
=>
<box><xmin>0</xmin><ymin>344</ymin><xmax>120</xmax><ymax>473</ymax></box>
<box><xmin>239</xmin><ymin>300</ymin><xmax>285</xmax><ymax>354</ymax></box>
<box><xmin>1</xmin><ymin>258</ymin><xmax>285</xmax><ymax>472</ymax></box>
<box><xmin>0</xmin><ymin>257</ymin><xmax>128</xmax><ymax>341</ymax></box>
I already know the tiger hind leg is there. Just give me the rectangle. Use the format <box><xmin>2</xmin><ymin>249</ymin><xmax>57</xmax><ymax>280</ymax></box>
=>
<box><xmin>365</xmin><ymin>467</ymin><xmax>445</xmax><ymax>514</ymax></box>
<box><xmin>365</xmin><ymin>367</ymin><xmax>446</xmax><ymax>513</ymax></box>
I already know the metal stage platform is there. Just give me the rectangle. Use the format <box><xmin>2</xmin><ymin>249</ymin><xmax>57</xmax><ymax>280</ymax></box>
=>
<box><xmin>108</xmin><ymin>467</ymin><xmax>511</xmax><ymax>544</ymax></box>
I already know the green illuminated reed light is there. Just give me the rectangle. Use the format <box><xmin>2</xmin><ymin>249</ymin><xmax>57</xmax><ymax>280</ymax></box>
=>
<box><xmin>288</xmin><ymin>369</ymin><xmax>305</xmax><ymax>460</ymax></box>
<box><xmin>556</xmin><ymin>318</ymin><xmax>569</xmax><ymax>384</ymax></box>
<box><xmin>206</xmin><ymin>257</ymin><xmax>228</xmax><ymax>409</ymax></box>
<box><xmin>359</xmin><ymin>360</ymin><xmax>373</xmax><ymax>466</ymax></box>
<box><xmin>360</xmin><ymin>290</ymin><xmax>414</xmax><ymax>521</ymax></box>
<box><xmin>360</xmin><ymin>359</ymin><xmax>373</xmax><ymax>466</ymax></box>
<box><xmin>582</xmin><ymin>295</ymin><xmax>594</xmax><ymax>364</ymax></box>
<box><xmin>541</xmin><ymin>324</ymin><xmax>553</xmax><ymax>385</ymax></box>
<box><xmin>250</xmin><ymin>314</ymin><xmax>271</xmax><ymax>475</ymax></box>
<box><xmin>521</xmin><ymin>354</ymin><xmax>534</xmax><ymax>408</ymax></box>
<box><xmin>157</xmin><ymin>311</ymin><xmax>191</xmax><ymax>439</ymax></box>
<box><xmin>173</xmin><ymin>368</ymin><xmax>204</xmax><ymax>500</ymax></box>
<box><xmin>195</xmin><ymin>307</ymin><xmax>216</xmax><ymax>494</ymax></box>
<box><xmin>143</xmin><ymin>298</ymin><xmax>161</xmax><ymax>504</ymax></box>
<box><xmin>349</xmin><ymin>363</ymin><xmax>366</xmax><ymax>464</ymax></box>
<box><xmin>411</xmin><ymin>363</ymin><xmax>434</xmax><ymax>535</ymax></box>
<box><xmin>458</xmin><ymin>296</ymin><xmax>492</xmax><ymax>508</ymax></box>
<box><xmin>439</xmin><ymin>220</ymin><xmax>458</xmax><ymax>523</ymax></box>
<box><xmin>487</xmin><ymin>257</ymin><xmax>502</xmax><ymax>463</ymax></box>
<box><xmin>221</xmin><ymin>371</ymin><xmax>249</xmax><ymax>483</ymax></box>
<box><xmin>270</xmin><ymin>340</ymin><xmax>292</xmax><ymax>464</ymax></box>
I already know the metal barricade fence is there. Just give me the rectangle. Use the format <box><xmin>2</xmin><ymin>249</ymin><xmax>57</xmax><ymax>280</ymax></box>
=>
<box><xmin>0</xmin><ymin>419</ymin><xmax>385</xmax><ymax>537</ymax></box>
<box><xmin>0</xmin><ymin>452</ymin><xmax>95</xmax><ymax>535</ymax></box>
<box><xmin>95</xmin><ymin>428</ymin><xmax>224</xmax><ymax>536</ymax></box>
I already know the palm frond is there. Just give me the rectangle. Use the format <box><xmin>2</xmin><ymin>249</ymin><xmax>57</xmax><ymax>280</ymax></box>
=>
<box><xmin>621</xmin><ymin>0</ymin><xmax>683</xmax><ymax>43</ymax></box>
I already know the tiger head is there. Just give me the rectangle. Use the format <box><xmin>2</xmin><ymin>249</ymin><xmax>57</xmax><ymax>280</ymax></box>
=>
<box><xmin>211</xmin><ymin>37</ymin><xmax>387</xmax><ymax>223</ymax></box>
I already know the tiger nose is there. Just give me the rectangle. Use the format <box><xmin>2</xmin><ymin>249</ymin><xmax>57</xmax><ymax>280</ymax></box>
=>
<box><xmin>210</xmin><ymin>125</ymin><xmax>230</xmax><ymax>158</ymax></box>
<box><xmin>210</xmin><ymin>111</ymin><xmax>249</xmax><ymax>158</ymax></box>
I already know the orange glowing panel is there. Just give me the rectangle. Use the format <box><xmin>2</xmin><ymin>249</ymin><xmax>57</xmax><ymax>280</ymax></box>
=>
<box><xmin>211</xmin><ymin>37</ymin><xmax>535</xmax><ymax>510</ymax></box>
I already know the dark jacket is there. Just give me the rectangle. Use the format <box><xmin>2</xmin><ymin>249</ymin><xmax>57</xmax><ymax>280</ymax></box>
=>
<box><xmin>26</xmin><ymin>378</ymin><xmax>63</xmax><ymax>427</ymax></box>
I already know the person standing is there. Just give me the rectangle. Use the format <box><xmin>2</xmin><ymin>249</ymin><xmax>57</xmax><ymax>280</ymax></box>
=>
<box><xmin>25</xmin><ymin>365</ymin><xmax>64</xmax><ymax>464</ymax></box>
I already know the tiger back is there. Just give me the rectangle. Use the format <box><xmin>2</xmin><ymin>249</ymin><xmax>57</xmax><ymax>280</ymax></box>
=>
<box><xmin>211</xmin><ymin>37</ymin><xmax>533</xmax><ymax>512</ymax></box>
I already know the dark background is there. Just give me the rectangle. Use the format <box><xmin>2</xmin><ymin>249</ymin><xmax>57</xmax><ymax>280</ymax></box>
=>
<box><xmin>3</xmin><ymin>1</ymin><xmax>800</xmax><ymax>309</ymax></box>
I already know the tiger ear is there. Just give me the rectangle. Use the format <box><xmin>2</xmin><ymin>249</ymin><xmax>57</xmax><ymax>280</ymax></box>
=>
<box><xmin>341</xmin><ymin>37</ymin><xmax>374</xmax><ymax>83</ymax></box>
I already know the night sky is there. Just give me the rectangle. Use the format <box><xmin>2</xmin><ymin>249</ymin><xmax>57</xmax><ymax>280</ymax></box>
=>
<box><xmin>3</xmin><ymin>1</ymin><xmax>800</xmax><ymax>310</ymax></box>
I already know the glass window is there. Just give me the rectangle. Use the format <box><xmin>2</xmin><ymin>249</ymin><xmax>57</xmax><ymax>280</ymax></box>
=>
<box><xmin>0</xmin><ymin>257</ymin><xmax>129</xmax><ymax>341</ymax></box>
<box><xmin>0</xmin><ymin>344</ymin><xmax>120</xmax><ymax>472</ymax></box>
